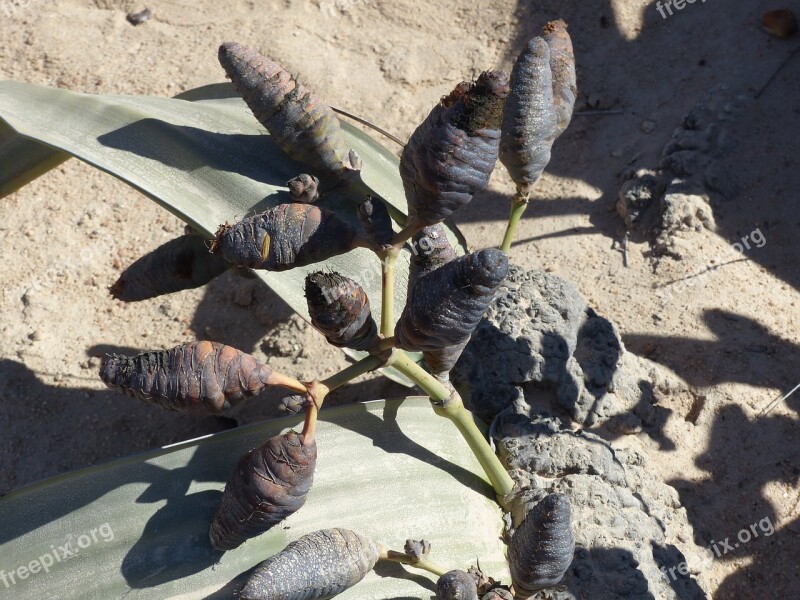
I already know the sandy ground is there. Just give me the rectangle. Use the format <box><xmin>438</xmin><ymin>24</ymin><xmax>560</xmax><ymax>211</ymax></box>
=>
<box><xmin>1</xmin><ymin>0</ymin><xmax>799</xmax><ymax>597</ymax></box>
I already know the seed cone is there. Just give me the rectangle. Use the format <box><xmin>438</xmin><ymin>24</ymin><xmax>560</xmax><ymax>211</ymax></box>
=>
<box><xmin>287</xmin><ymin>173</ymin><xmax>320</xmax><ymax>204</ymax></box>
<box><xmin>210</xmin><ymin>204</ymin><xmax>359</xmax><ymax>271</ymax></box>
<box><xmin>401</xmin><ymin>71</ymin><xmax>510</xmax><ymax>230</ymax></box>
<box><xmin>305</xmin><ymin>272</ymin><xmax>378</xmax><ymax>351</ymax></box>
<box><xmin>407</xmin><ymin>225</ymin><xmax>465</xmax><ymax>378</ymax></box>
<box><xmin>109</xmin><ymin>234</ymin><xmax>228</xmax><ymax>302</ymax></box>
<box><xmin>543</xmin><ymin>19</ymin><xmax>577</xmax><ymax>134</ymax></box>
<box><xmin>209</xmin><ymin>431</ymin><xmax>317</xmax><ymax>551</ymax></box>
<box><xmin>240</xmin><ymin>528</ymin><xmax>379</xmax><ymax>600</ymax></box>
<box><xmin>509</xmin><ymin>493</ymin><xmax>575</xmax><ymax>596</ymax></box>
<box><xmin>437</xmin><ymin>570</ymin><xmax>479</xmax><ymax>600</ymax></box>
<box><xmin>99</xmin><ymin>341</ymin><xmax>300</xmax><ymax>415</ymax></box>
<box><xmin>357</xmin><ymin>196</ymin><xmax>394</xmax><ymax>249</ymax></box>
<box><xmin>218</xmin><ymin>42</ymin><xmax>359</xmax><ymax>177</ymax></box>
<box><xmin>500</xmin><ymin>20</ymin><xmax>576</xmax><ymax>197</ymax></box>
<box><xmin>396</xmin><ymin>248</ymin><xmax>508</xmax><ymax>352</ymax></box>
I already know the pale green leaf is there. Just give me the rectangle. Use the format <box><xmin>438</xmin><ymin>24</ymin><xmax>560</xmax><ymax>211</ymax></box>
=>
<box><xmin>0</xmin><ymin>398</ymin><xmax>508</xmax><ymax>599</ymax></box>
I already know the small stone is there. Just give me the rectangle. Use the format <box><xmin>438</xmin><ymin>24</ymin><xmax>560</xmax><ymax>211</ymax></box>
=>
<box><xmin>641</xmin><ymin>119</ymin><xmax>656</xmax><ymax>134</ymax></box>
<box><xmin>762</xmin><ymin>9</ymin><xmax>797</xmax><ymax>38</ymax></box>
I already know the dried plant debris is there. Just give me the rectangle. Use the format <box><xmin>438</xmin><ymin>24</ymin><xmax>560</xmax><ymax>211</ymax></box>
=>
<box><xmin>99</xmin><ymin>341</ymin><xmax>302</xmax><ymax>415</ymax></box>
<box><xmin>357</xmin><ymin>196</ymin><xmax>395</xmax><ymax>249</ymax></box>
<box><xmin>210</xmin><ymin>430</ymin><xmax>316</xmax><ymax>551</ymax></box>
<box><xmin>395</xmin><ymin>248</ymin><xmax>508</xmax><ymax>352</ymax></box>
<box><xmin>218</xmin><ymin>42</ymin><xmax>360</xmax><ymax>177</ymax></box>
<box><xmin>495</xmin><ymin>412</ymin><xmax>710</xmax><ymax>599</ymax></box>
<box><xmin>615</xmin><ymin>86</ymin><xmax>751</xmax><ymax>258</ymax></box>
<box><xmin>211</xmin><ymin>203</ymin><xmax>360</xmax><ymax>271</ymax></box>
<box><xmin>437</xmin><ymin>569</ymin><xmax>479</xmax><ymax>600</ymax></box>
<box><xmin>240</xmin><ymin>528</ymin><xmax>379</xmax><ymax>600</ymax></box>
<box><xmin>500</xmin><ymin>20</ymin><xmax>576</xmax><ymax>198</ymax></box>
<box><xmin>508</xmin><ymin>493</ymin><xmax>575</xmax><ymax>596</ymax></box>
<box><xmin>401</xmin><ymin>71</ymin><xmax>509</xmax><ymax>229</ymax></box>
<box><xmin>109</xmin><ymin>233</ymin><xmax>228</xmax><ymax>302</ymax></box>
<box><xmin>305</xmin><ymin>271</ymin><xmax>378</xmax><ymax>351</ymax></box>
<box><xmin>481</xmin><ymin>590</ymin><xmax>513</xmax><ymax>600</ymax></box>
<box><xmin>287</xmin><ymin>173</ymin><xmax>320</xmax><ymax>204</ymax></box>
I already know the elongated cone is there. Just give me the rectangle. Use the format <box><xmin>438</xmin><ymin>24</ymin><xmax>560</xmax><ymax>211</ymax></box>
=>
<box><xmin>509</xmin><ymin>493</ymin><xmax>575</xmax><ymax>596</ymax></box>
<box><xmin>408</xmin><ymin>225</ymin><xmax>465</xmax><ymax>378</ymax></box>
<box><xmin>210</xmin><ymin>431</ymin><xmax>317</xmax><ymax>551</ymax></box>
<box><xmin>305</xmin><ymin>272</ymin><xmax>378</xmax><ymax>351</ymax></box>
<box><xmin>99</xmin><ymin>341</ymin><xmax>304</xmax><ymax>415</ymax></box>
<box><xmin>396</xmin><ymin>248</ymin><xmax>508</xmax><ymax>352</ymax></box>
<box><xmin>401</xmin><ymin>71</ymin><xmax>510</xmax><ymax>230</ymax></box>
<box><xmin>407</xmin><ymin>224</ymin><xmax>458</xmax><ymax>290</ymax></box>
<box><xmin>500</xmin><ymin>20</ymin><xmax>576</xmax><ymax>197</ymax></box>
<box><xmin>357</xmin><ymin>196</ymin><xmax>394</xmax><ymax>249</ymax></box>
<box><xmin>109</xmin><ymin>234</ymin><xmax>229</xmax><ymax>302</ymax></box>
<box><xmin>240</xmin><ymin>528</ymin><xmax>379</xmax><ymax>600</ymax></box>
<box><xmin>218</xmin><ymin>42</ymin><xmax>359</xmax><ymax>177</ymax></box>
<box><xmin>499</xmin><ymin>37</ymin><xmax>558</xmax><ymax>197</ymax></box>
<box><xmin>543</xmin><ymin>19</ymin><xmax>577</xmax><ymax>135</ymax></box>
<box><xmin>437</xmin><ymin>570</ymin><xmax>479</xmax><ymax>600</ymax></box>
<box><xmin>210</xmin><ymin>204</ymin><xmax>359</xmax><ymax>271</ymax></box>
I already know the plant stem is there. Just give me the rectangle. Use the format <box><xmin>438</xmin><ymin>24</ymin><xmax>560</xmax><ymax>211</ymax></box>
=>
<box><xmin>379</xmin><ymin>548</ymin><xmax>449</xmax><ymax>578</ymax></box>
<box><xmin>375</xmin><ymin>336</ymin><xmax>396</xmax><ymax>351</ymax></box>
<box><xmin>380</xmin><ymin>246</ymin><xmax>399</xmax><ymax>337</ymax></box>
<box><xmin>500</xmin><ymin>191</ymin><xmax>530</xmax><ymax>253</ymax></box>
<box><xmin>321</xmin><ymin>354</ymin><xmax>387</xmax><ymax>391</ymax></box>
<box><xmin>388</xmin><ymin>350</ymin><xmax>515</xmax><ymax>497</ymax></box>
<box><xmin>391</xmin><ymin>222</ymin><xmax>420</xmax><ymax>247</ymax></box>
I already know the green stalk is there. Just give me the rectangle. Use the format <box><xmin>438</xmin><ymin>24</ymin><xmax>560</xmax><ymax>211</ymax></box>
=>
<box><xmin>388</xmin><ymin>350</ymin><xmax>515</xmax><ymax>497</ymax></box>
<box><xmin>499</xmin><ymin>190</ymin><xmax>530</xmax><ymax>253</ymax></box>
<box><xmin>321</xmin><ymin>354</ymin><xmax>386</xmax><ymax>391</ymax></box>
<box><xmin>380</xmin><ymin>247</ymin><xmax>399</xmax><ymax>337</ymax></box>
<box><xmin>379</xmin><ymin>547</ymin><xmax>448</xmax><ymax>578</ymax></box>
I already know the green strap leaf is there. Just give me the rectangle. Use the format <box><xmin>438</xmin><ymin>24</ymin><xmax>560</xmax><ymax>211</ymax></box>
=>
<box><xmin>0</xmin><ymin>398</ymin><xmax>507</xmax><ymax>599</ymax></box>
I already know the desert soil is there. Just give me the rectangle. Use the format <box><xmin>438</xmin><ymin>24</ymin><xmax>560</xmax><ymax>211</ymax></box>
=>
<box><xmin>1</xmin><ymin>0</ymin><xmax>799</xmax><ymax>598</ymax></box>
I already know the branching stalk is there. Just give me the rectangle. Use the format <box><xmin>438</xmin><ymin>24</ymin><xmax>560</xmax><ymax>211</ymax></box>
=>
<box><xmin>321</xmin><ymin>354</ymin><xmax>387</xmax><ymax>391</ymax></box>
<box><xmin>379</xmin><ymin>547</ymin><xmax>449</xmax><ymax>578</ymax></box>
<box><xmin>388</xmin><ymin>350</ymin><xmax>515</xmax><ymax>497</ymax></box>
<box><xmin>500</xmin><ymin>190</ymin><xmax>530</xmax><ymax>252</ymax></box>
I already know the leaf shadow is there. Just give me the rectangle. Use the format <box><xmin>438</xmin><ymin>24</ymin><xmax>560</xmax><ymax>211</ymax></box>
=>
<box><xmin>97</xmin><ymin>119</ymin><xmax>301</xmax><ymax>188</ymax></box>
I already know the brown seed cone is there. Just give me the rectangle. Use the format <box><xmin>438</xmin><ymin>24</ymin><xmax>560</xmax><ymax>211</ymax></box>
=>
<box><xmin>396</xmin><ymin>248</ymin><xmax>508</xmax><ymax>352</ymax></box>
<box><xmin>407</xmin><ymin>224</ymin><xmax>458</xmax><ymax>291</ymax></box>
<box><xmin>287</xmin><ymin>173</ymin><xmax>320</xmax><ymax>204</ymax></box>
<box><xmin>209</xmin><ymin>431</ymin><xmax>317</xmax><ymax>551</ymax></box>
<box><xmin>437</xmin><ymin>570</ymin><xmax>479</xmax><ymax>600</ymax></box>
<box><xmin>210</xmin><ymin>204</ymin><xmax>359</xmax><ymax>271</ymax></box>
<box><xmin>241</xmin><ymin>528</ymin><xmax>379</xmax><ymax>600</ymax></box>
<box><xmin>509</xmin><ymin>493</ymin><xmax>575</xmax><ymax>596</ymax></box>
<box><xmin>305</xmin><ymin>272</ymin><xmax>378</xmax><ymax>351</ymax></box>
<box><xmin>542</xmin><ymin>19</ymin><xmax>577</xmax><ymax>135</ymax></box>
<box><xmin>400</xmin><ymin>71</ymin><xmax>510</xmax><ymax>230</ymax></box>
<box><xmin>218</xmin><ymin>42</ymin><xmax>359</xmax><ymax>177</ymax></box>
<box><xmin>99</xmin><ymin>341</ymin><xmax>297</xmax><ymax>415</ymax></box>
<box><xmin>109</xmin><ymin>234</ymin><xmax>229</xmax><ymax>302</ymax></box>
<box><xmin>357</xmin><ymin>196</ymin><xmax>394</xmax><ymax>249</ymax></box>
